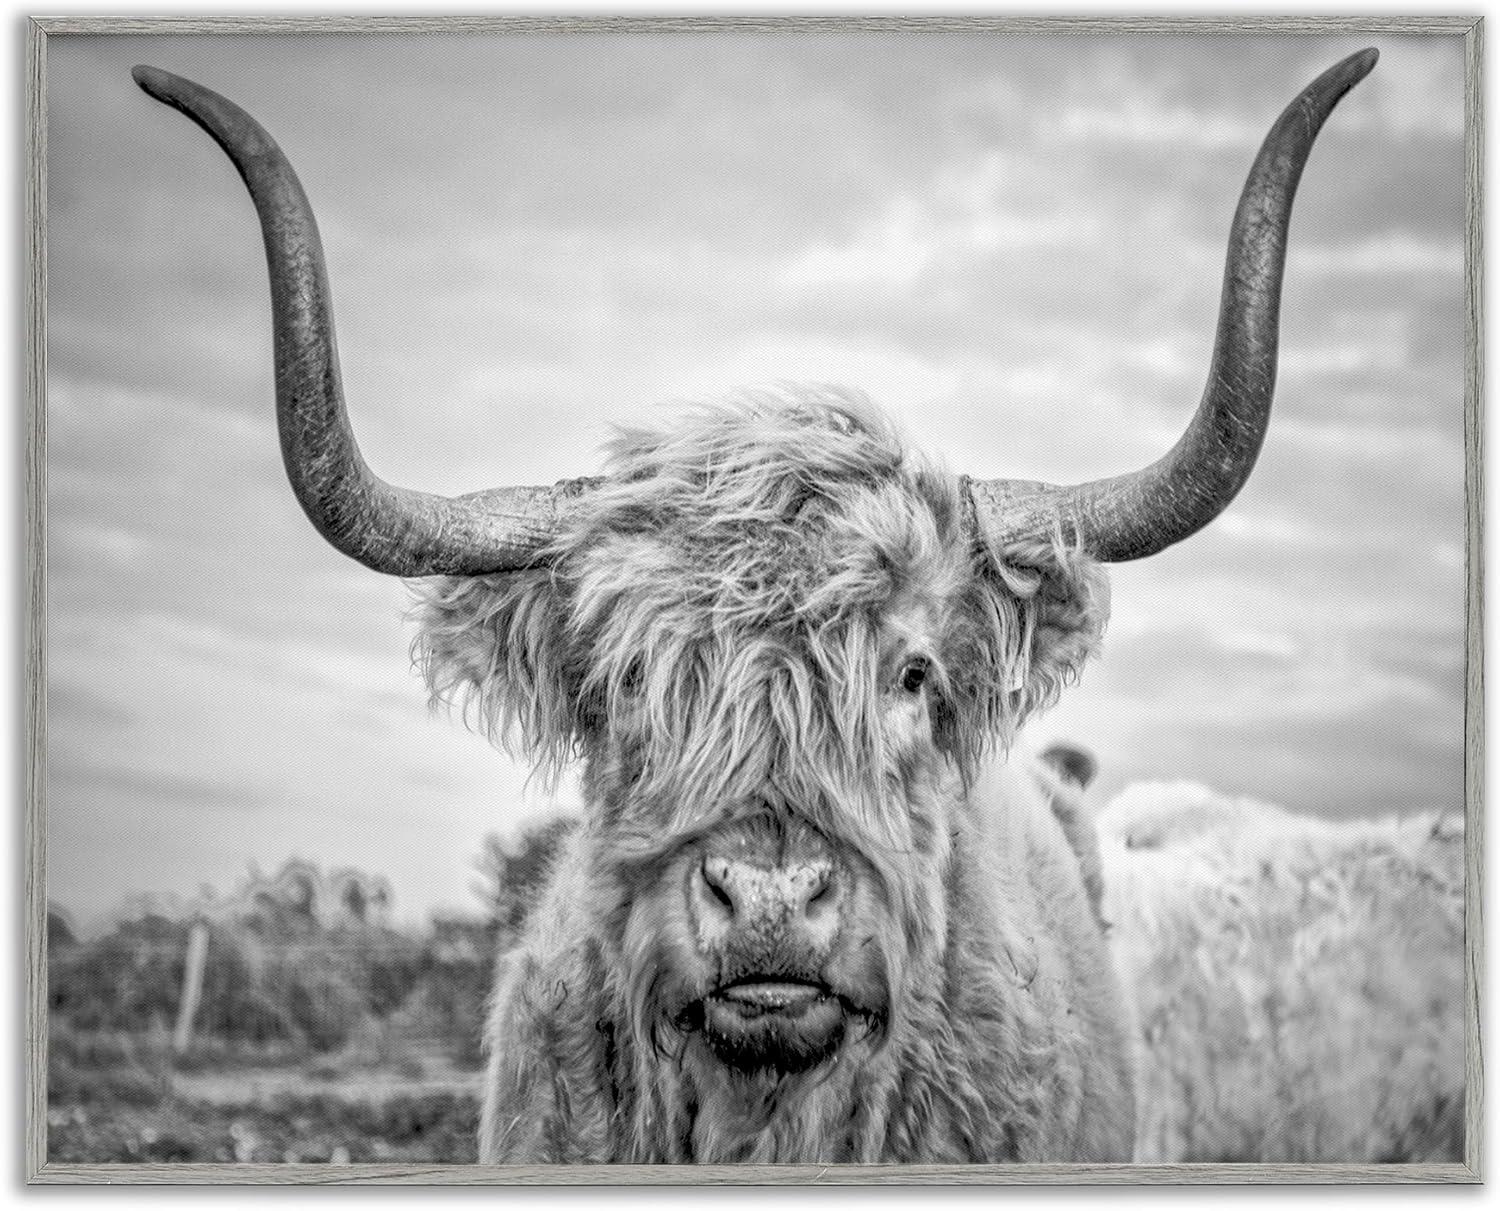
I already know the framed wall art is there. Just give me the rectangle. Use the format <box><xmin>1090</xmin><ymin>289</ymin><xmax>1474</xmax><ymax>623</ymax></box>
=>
<box><xmin>24</xmin><ymin>14</ymin><xmax>1482</xmax><ymax>1184</ymax></box>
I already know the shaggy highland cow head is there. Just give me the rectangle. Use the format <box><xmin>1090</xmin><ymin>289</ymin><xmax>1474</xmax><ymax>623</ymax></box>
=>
<box><xmin>414</xmin><ymin>389</ymin><xmax>1106</xmax><ymax>1085</ymax></box>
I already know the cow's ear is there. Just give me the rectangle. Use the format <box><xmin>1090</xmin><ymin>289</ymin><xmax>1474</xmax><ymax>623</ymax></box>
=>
<box><xmin>944</xmin><ymin>536</ymin><xmax>1108</xmax><ymax>759</ymax></box>
<box><xmin>1003</xmin><ymin>536</ymin><xmax>1110</xmax><ymax>725</ymax></box>
<box><xmin>412</xmin><ymin>572</ymin><xmax>587</xmax><ymax>770</ymax></box>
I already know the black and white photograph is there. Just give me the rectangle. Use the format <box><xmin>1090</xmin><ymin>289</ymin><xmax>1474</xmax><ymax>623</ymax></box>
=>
<box><xmin>31</xmin><ymin>18</ymin><xmax>1476</xmax><ymax>1179</ymax></box>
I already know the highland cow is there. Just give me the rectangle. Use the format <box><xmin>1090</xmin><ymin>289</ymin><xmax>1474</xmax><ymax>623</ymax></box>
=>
<box><xmin>131</xmin><ymin>48</ymin><xmax>1377</xmax><ymax>1164</ymax></box>
<box><xmin>1098</xmin><ymin>782</ymin><xmax>1464</xmax><ymax>1163</ymax></box>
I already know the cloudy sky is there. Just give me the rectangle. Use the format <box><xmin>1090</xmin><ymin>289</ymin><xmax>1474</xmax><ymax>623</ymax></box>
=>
<box><xmin>46</xmin><ymin>29</ymin><xmax>1467</xmax><ymax>927</ymax></box>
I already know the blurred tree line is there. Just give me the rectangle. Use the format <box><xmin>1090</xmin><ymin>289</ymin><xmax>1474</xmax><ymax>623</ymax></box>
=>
<box><xmin>49</xmin><ymin>817</ymin><xmax>576</xmax><ymax>1069</ymax></box>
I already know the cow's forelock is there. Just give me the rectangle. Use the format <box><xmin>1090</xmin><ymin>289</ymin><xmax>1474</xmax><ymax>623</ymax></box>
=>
<box><xmin>428</xmin><ymin>396</ymin><xmax>1101</xmax><ymax>827</ymax></box>
<box><xmin>415</xmin><ymin>386</ymin><xmax>1107</xmax><ymax>836</ymax></box>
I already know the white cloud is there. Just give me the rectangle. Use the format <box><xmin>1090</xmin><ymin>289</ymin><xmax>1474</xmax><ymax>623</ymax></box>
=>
<box><xmin>62</xmin><ymin>522</ymin><xmax>149</xmax><ymax>564</ymax></box>
<box><xmin>1280</xmin><ymin>342</ymin><xmax>1417</xmax><ymax>378</ymax></box>
<box><xmin>1216</xmin><ymin>628</ymin><xmax>1302</xmax><ymax>661</ymax></box>
<box><xmin>1213</xmin><ymin>512</ymin><xmax>1331</xmax><ymax>549</ymax></box>
<box><xmin>1045</xmin><ymin>103</ymin><xmax>1262</xmax><ymax>150</ymax></box>
<box><xmin>780</xmin><ymin>195</ymin><xmax>937</xmax><ymax>290</ymax></box>
<box><xmin>779</xmin><ymin>151</ymin><xmax>1101</xmax><ymax>292</ymax></box>
<box><xmin>1273</xmin><ymin>415</ymin><xmax>1462</xmax><ymax>477</ymax></box>
<box><xmin>1122</xmin><ymin>338</ymin><xmax>1195</xmax><ymax>379</ymax></box>
<box><xmin>1290</xmin><ymin>233</ymin><xmax>1463</xmax><ymax>279</ymax></box>
<box><xmin>657</xmin><ymin>336</ymin><xmax>963</xmax><ymax>422</ymax></box>
<box><xmin>1432</xmin><ymin>540</ymin><xmax>1465</xmax><ymax>572</ymax></box>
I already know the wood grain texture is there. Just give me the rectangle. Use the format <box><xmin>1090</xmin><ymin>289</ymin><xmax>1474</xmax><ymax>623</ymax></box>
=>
<box><xmin>25</xmin><ymin>1161</ymin><xmax>1485</xmax><ymax>1185</ymax></box>
<box><xmin>1462</xmin><ymin>14</ymin><xmax>1485</xmax><ymax>1186</ymax></box>
<box><xmin>28</xmin><ymin>14</ymin><xmax>1483</xmax><ymax>34</ymax></box>
<box><xmin>25</xmin><ymin>15</ymin><xmax>49</xmax><ymax>1187</ymax></box>
<box><xmin>23</xmin><ymin>11</ymin><xmax>1484</xmax><ymax>1186</ymax></box>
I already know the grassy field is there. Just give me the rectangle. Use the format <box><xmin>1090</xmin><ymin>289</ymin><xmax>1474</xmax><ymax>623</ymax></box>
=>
<box><xmin>48</xmin><ymin>1031</ymin><xmax>481</xmax><ymax>1164</ymax></box>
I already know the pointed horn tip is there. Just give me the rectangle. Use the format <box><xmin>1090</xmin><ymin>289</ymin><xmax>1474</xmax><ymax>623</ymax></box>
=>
<box><xmin>1328</xmin><ymin>47</ymin><xmax>1379</xmax><ymax>91</ymax></box>
<box><xmin>133</xmin><ymin>65</ymin><xmax>204</xmax><ymax>111</ymax></box>
<box><xmin>131</xmin><ymin>64</ymin><xmax>175</xmax><ymax>96</ymax></box>
<box><xmin>1296</xmin><ymin>48</ymin><xmax>1378</xmax><ymax>115</ymax></box>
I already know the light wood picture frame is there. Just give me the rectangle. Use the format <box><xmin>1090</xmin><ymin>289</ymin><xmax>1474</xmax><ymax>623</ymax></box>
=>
<box><xmin>25</xmin><ymin>14</ymin><xmax>1483</xmax><ymax>1185</ymax></box>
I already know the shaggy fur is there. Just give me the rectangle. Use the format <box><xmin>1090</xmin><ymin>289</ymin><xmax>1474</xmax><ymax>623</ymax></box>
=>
<box><xmin>1099</xmin><ymin>781</ymin><xmax>1464</xmax><ymax>1163</ymax></box>
<box><xmin>414</xmin><ymin>388</ymin><xmax>1132</xmax><ymax>1163</ymax></box>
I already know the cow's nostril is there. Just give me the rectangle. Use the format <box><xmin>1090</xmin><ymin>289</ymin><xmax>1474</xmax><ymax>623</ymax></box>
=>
<box><xmin>806</xmin><ymin>868</ymin><xmax>833</xmax><ymax>909</ymax></box>
<box><xmin>701</xmin><ymin>858</ymin><xmax>736</xmax><ymax>916</ymax></box>
<box><xmin>805</xmin><ymin>863</ymin><xmax>843</xmax><ymax>921</ymax></box>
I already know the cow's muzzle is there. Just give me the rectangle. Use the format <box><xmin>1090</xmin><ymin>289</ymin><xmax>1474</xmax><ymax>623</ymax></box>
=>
<box><xmin>672</xmin><ymin>813</ymin><xmax>878</xmax><ymax>1072</ymax></box>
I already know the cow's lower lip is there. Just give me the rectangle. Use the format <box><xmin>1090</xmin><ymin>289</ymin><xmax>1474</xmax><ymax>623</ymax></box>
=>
<box><xmin>712</xmin><ymin>980</ymin><xmax>830</xmax><ymax>1017</ymax></box>
<box><xmin>698</xmin><ymin>980</ymin><xmax>845</xmax><ymax>1073</ymax></box>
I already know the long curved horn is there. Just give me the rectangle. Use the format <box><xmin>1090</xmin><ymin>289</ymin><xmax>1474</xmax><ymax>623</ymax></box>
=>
<box><xmin>968</xmin><ymin>48</ymin><xmax>1378</xmax><ymax>562</ymax></box>
<box><xmin>133</xmin><ymin>66</ymin><xmax>592</xmax><ymax>576</ymax></box>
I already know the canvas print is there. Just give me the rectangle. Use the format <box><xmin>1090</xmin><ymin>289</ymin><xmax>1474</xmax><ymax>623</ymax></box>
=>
<box><xmin>40</xmin><ymin>26</ymin><xmax>1470</xmax><ymax>1171</ymax></box>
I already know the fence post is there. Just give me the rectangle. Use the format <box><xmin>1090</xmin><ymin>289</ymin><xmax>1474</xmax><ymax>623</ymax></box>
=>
<box><xmin>173</xmin><ymin>917</ymin><xmax>210</xmax><ymax>1055</ymax></box>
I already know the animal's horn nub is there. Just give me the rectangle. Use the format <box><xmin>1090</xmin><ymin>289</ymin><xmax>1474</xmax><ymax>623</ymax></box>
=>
<box><xmin>968</xmin><ymin>48</ymin><xmax>1378</xmax><ymax>562</ymax></box>
<box><xmin>132</xmin><ymin>65</ymin><xmax>588</xmax><ymax>576</ymax></box>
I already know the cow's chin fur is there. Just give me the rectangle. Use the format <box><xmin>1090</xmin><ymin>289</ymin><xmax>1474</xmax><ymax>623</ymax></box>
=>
<box><xmin>636</xmin><ymin>994</ymin><xmax>899</xmax><ymax>1164</ymax></box>
<box><xmin>678</xmin><ymin>1025</ymin><xmax>890</xmax><ymax>1162</ymax></box>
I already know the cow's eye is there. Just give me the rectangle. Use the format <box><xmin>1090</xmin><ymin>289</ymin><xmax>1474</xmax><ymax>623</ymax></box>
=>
<box><xmin>898</xmin><ymin>657</ymin><xmax>930</xmax><ymax>695</ymax></box>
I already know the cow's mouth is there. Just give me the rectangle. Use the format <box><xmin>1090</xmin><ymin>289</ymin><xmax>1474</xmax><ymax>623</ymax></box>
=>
<box><xmin>690</xmin><ymin>978</ymin><xmax>847</xmax><ymax>1074</ymax></box>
